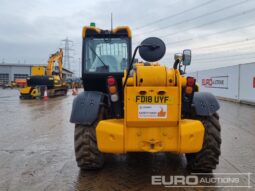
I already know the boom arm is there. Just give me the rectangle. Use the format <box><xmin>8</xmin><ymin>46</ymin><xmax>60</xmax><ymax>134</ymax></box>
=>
<box><xmin>47</xmin><ymin>48</ymin><xmax>63</xmax><ymax>78</ymax></box>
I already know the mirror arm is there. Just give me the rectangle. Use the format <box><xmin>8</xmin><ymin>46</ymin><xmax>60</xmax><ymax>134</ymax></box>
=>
<box><xmin>173</xmin><ymin>59</ymin><xmax>180</xmax><ymax>69</ymax></box>
<box><xmin>178</xmin><ymin>63</ymin><xmax>185</xmax><ymax>75</ymax></box>
<box><xmin>123</xmin><ymin>45</ymin><xmax>141</xmax><ymax>88</ymax></box>
<box><xmin>123</xmin><ymin>42</ymin><xmax>162</xmax><ymax>88</ymax></box>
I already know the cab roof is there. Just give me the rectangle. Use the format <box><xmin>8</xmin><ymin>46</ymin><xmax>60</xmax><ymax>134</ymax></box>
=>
<box><xmin>82</xmin><ymin>26</ymin><xmax>132</xmax><ymax>38</ymax></box>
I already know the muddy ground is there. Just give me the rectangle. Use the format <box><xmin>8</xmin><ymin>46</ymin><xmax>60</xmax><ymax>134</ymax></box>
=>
<box><xmin>0</xmin><ymin>89</ymin><xmax>254</xmax><ymax>191</ymax></box>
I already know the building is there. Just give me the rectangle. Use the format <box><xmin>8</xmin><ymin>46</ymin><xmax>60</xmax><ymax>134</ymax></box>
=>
<box><xmin>0</xmin><ymin>63</ymin><xmax>73</xmax><ymax>85</ymax></box>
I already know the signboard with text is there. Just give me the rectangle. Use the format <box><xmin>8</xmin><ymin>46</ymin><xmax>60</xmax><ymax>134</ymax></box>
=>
<box><xmin>202</xmin><ymin>76</ymin><xmax>228</xmax><ymax>89</ymax></box>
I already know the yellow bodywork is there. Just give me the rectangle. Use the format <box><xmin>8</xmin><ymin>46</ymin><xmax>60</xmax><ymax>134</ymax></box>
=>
<box><xmin>30</xmin><ymin>88</ymin><xmax>40</xmax><ymax>97</ymax></box>
<box><xmin>82</xmin><ymin>26</ymin><xmax>132</xmax><ymax>38</ymax></box>
<box><xmin>97</xmin><ymin>119</ymin><xmax>204</xmax><ymax>153</ymax></box>
<box><xmin>20</xmin><ymin>87</ymin><xmax>31</xmax><ymax>94</ymax></box>
<box><xmin>96</xmin><ymin>63</ymin><xmax>205</xmax><ymax>154</ymax></box>
<box><xmin>20</xmin><ymin>87</ymin><xmax>40</xmax><ymax>98</ymax></box>
<box><xmin>32</xmin><ymin>66</ymin><xmax>45</xmax><ymax>76</ymax></box>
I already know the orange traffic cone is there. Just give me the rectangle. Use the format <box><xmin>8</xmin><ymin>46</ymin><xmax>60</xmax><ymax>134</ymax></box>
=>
<box><xmin>43</xmin><ymin>87</ymin><xmax>48</xmax><ymax>100</ymax></box>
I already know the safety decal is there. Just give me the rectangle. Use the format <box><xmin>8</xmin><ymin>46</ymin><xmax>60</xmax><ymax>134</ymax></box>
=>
<box><xmin>138</xmin><ymin>104</ymin><xmax>167</xmax><ymax>119</ymax></box>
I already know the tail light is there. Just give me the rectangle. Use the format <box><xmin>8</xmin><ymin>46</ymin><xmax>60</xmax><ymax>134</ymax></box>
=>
<box><xmin>107</xmin><ymin>76</ymin><xmax>119</xmax><ymax>102</ymax></box>
<box><xmin>185</xmin><ymin>77</ymin><xmax>196</xmax><ymax>95</ymax></box>
<box><xmin>109</xmin><ymin>86</ymin><xmax>117</xmax><ymax>94</ymax></box>
<box><xmin>107</xmin><ymin>76</ymin><xmax>116</xmax><ymax>86</ymax></box>
<box><xmin>187</xmin><ymin>77</ymin><xmax>196</xmax><ymax>86</ymax></box>
<box><xmin>185</xmin><ymin>86</ymin><xmax>193</xmax><ymax>94</ymax></box>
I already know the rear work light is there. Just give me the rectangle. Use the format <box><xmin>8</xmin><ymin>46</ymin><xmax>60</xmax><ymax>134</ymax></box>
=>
<box><xmin>110</xmin><ymin>94</ymin><xmax>119</xmax><ymax>102</ymax></box>
<box><xmin>107</xmin><ymin>76</ymin><xmax>119</xmax><ymax>102</ymax></box>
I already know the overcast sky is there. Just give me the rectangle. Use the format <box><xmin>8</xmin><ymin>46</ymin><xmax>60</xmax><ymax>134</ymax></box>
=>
<box><xmin>1</xmin><ymin>0</ymin><xmax>255</xmax><ymax>75</ymax></box>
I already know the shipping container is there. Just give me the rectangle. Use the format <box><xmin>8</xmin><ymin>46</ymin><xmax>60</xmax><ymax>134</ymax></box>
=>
<box><xmin>239</xmin><ymin>63</ymin><xmax>255</xmax><ymax>103</ymax></box>
<box><xmin>187</xmin><ymin>63</ymin><xmax>255</xmax><ymax>104</ymax></box>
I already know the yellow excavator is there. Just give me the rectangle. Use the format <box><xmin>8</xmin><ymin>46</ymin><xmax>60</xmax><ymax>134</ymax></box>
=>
<box><xmin>20</xmin><ymin>49</ymin><xmax>68</xmax><ymax>99</ymax></box>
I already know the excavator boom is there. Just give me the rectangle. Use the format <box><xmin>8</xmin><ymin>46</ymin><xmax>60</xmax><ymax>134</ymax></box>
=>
<box><xmin>46</xmin><ymin>48</ymin><xmax>63</xmax><ymax>79</ymax></box>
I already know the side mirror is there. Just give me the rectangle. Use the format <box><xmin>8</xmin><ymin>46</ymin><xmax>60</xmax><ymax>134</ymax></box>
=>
<box><xmin>123</xmin><ymin>37</ymin><xmax>166</xmax><ymax>87</ymax></box>
<box><xmin>139</xmin><ymin>37</ymin><xmax>166</xmax><ymax>62</ymax></box>
<box><xmin>182</xmin><ymin>49</ymin><xmax>191</xmax><ymax>66</ymax></box>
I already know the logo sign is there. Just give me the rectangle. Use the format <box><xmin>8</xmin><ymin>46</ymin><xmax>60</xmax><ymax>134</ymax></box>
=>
<box><xmin>138</xmin><ymin>104</ymin><xmax>167</xmax><ymax>119</ymax></box>
<box><xmin>151</xmin><ymin>173</ymin><xmax>252</xmax><ymax>188</ymax></box>
<box><xmin>202</xmin><ymin>76</ymin><xmax>228</xmax><ymax>89</ymax></box>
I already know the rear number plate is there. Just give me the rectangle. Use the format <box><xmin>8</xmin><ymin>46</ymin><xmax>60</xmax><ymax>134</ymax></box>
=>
<box><xmin>135</xmin><ymin>95</ymin><xmax>172</xmax><ymax>104</ymax></box>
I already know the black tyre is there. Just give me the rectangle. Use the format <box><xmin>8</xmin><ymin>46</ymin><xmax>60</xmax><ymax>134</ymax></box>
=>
<box><xmin>74</xmin><ymin>108</ymin><xmax>105</xmax><ymax>170</ymax></box>
<box><xmin>186</xmin><ymin>113</ymin><xmax>221</xmax><ymax>172</ymax></box>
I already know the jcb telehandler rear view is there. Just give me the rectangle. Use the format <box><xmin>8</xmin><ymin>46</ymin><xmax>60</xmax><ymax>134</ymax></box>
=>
<box><xmin>70</xmin><ymin>24</ymin><xmax>221</xmax><ymax>172</ymax></box>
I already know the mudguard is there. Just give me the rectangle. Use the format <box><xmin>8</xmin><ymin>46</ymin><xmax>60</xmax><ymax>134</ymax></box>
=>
<box><xmin>192</xmin><ymin>92</ymin><xmax>220</xmax><ymax>116</ymax></box>
<box><xmin>70</xmin><ymin>91</ymin><xmax>107</xmax><ymax>125</ymax></box>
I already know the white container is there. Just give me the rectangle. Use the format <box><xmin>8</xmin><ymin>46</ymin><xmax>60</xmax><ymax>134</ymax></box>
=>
<box><xmin>239</xmin><ymin>63</ymin><xmax>255</xmax><ymax>103</ymax></box>
<box><xmin>192</xmin><ymin>65</ymin><xmax>240</xmax><ymax>100</ymax></box>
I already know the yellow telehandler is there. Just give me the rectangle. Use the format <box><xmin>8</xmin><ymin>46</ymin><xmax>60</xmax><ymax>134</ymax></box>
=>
<box><xmin>70</xmin><ymin>24</ymin><xmax>221</xmax><ymax>172</ymax></box>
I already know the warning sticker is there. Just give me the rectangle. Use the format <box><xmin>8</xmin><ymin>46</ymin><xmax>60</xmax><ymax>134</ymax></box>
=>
<box><xmin>138</xmin><ymin>104</ymin><xmax>167</xmax><ymax>119</ymax></box>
